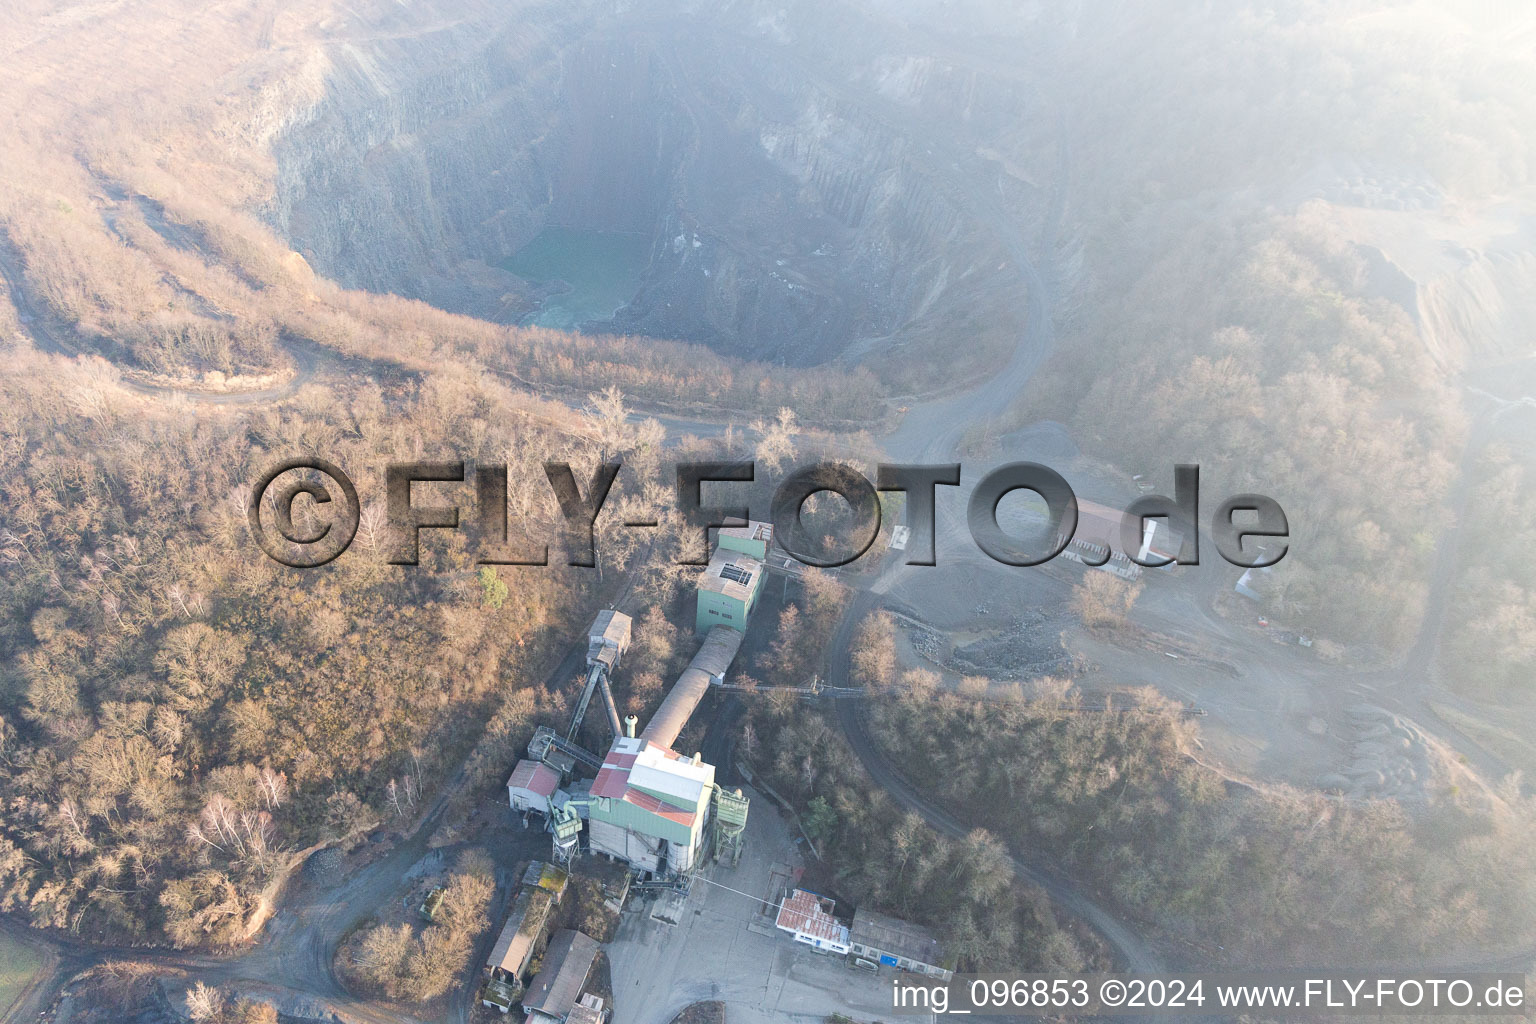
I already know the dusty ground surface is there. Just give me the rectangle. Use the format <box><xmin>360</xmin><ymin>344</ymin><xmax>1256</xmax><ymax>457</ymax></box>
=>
<box><xmin>606</xmin><ymin>787</ymin><xmax>902</xmax><ymax>1024</ymax></box>
<box><xmin>882</xmin><ymin>532</ymin><xmax>1479</xmax><ymax>801</ymax></box>
<box><xmin>858</xmin><ymin>408</ymin><xmax>1533</xmax><ymax>808</ymax></box>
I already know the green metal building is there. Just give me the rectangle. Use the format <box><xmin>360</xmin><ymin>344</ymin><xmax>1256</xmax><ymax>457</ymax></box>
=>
<box><xmin>716</xmin><ymin>521</ymin><xmax>773</xmax><ymax>561</ymax></box>
<box><xmin>586</xmin><ymin>737</ymin><xmax>717</xmax><ymax>874</ymax></box>
<box><xmin>695</xmin><ymin>548</ymin><xmax>764</xmax><ymax>633</ymax></box>
<box><xmin>712</xmin><ymin>787</ymin><xmax>750</xmax><ymax>866</ymax></box>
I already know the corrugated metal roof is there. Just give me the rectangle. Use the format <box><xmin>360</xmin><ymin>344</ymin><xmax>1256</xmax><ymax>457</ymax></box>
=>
<box><xmin>688</xmin><ymin>625</ymin><xmax>745</xmax><ymax>678</ymax></box>
<box><xmin>850</xmin><ymin>907</ymin><xmax>945</xmax><ymax>966</ymax></box>
<box><xmin>522</xmin><ymin>929</ymin><xmax>600</xmax><ymax>1015</ymax></box>
<box><xmin>628</xmin><ymin>744</ymin><xmax>711</xmax><ymax>808</ymax></box>
<box><xmin>485</xmin><ymin>887</ymin><xmax>553</xmax><ymax>976</ymax></box>
<box><xmin>591</xmin><ymin>749</ymin><xmax>636</xmax><ymax>799</ymax></box>
<box><xmin>775</xmin><ymin>889</ymin><xmax>848</xmax><ymax>945</ymax></box>
<box><xmin>507</xmin><ymin>759</ymin><xmax>560</xmax><ymax>798</ymax></box>
<box><xmin>622</xmin><ymin>787</ymin><xmax>696</xmax><ymax>827</ymax></box>
<box><xmin>589</xmin><ymin>740</ymin><xmax>709</xmax><ymax>825</ymax></box>
<box><xmin>1067</xmin><ymin>500</ymin><xmax>1123</xmax><ymax>552</ymax></box>
<box><xmin>590</xmin><ymin>766</ymin><xmax>627</xmax><ymax>799</ymax></box>
<box><xmin>1067</xmin><ymin>499</ymin><xmax>1183</xmax><ymax>559</ymax></box>
<box><xmin>587</xmin><ymin>609</ymin><xmax>631</xmax><ymax>658</ymax></box>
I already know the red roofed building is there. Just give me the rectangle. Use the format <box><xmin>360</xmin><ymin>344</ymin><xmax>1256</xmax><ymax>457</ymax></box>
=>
<box><xmin>775</xmin><ymin>888</ymin><xmax>850</xmax><ymax>955</ymax></box>
<box><xmin>584</xmin><ymin>737</ymin><xmax>715</xmax><ymax>874</ymax></box>
<box><xmin>1058</xmin><ymin>499</ymin><xmax>1185</xmax><ymax>580</ymax></box>
<box><xmin>507</xmin><ymin>759</ymin><xmax>561</xmax><ymax>816</ymax></box>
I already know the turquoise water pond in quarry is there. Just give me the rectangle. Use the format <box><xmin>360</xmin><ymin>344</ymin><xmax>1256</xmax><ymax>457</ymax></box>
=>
<box><xmin>502</xmin><ymin>227</ymin><xmax>652</xmax><ymax>331</ymax></box>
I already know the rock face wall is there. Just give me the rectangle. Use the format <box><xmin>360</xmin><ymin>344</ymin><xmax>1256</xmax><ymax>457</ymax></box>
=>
<box><xmin>264</xmin><ymin>7</ymin><xmax>587</xmax><ymax>319</ymax></box>
<box><xmin>264</xmin><ymin>1</ymin><xmax>1058</xmax><ymax>364</ymax></box>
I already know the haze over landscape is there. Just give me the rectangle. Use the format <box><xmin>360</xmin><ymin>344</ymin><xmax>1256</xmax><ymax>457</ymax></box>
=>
<box><xmin>1</xmin><ymin>1</ymin><xmax>1535</xmax><ymax>1022</ymax></box>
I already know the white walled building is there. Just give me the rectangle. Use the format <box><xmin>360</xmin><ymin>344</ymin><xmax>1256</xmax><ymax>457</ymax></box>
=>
<box><xmin>775</xmin><ymin>888</ymin><xmax>851</xmax><ymax>955</ymax></box>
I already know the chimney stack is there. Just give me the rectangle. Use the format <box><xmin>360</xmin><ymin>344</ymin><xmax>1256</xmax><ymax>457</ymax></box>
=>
<box><xmin>624</xmin><ymin>715</ymin><xmax>638</xmax><ymax>739</ymax></box>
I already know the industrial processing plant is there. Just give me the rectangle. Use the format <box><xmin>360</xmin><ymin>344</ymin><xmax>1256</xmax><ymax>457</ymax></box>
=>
<box><xmin>506</xmin><ymin>523</ymin><xmax>775</xmax><ymax>883</ymax></box>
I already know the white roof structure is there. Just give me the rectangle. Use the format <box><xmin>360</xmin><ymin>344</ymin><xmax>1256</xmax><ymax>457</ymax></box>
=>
<box><xmin>775</xmin><ymin>889</ymin><xmax>850</xmax><ymax>950</ymax></box>
<box><xmin>626</xmin><ymin>740</ymin><xmax>714</xmax><ymax>807</ymax></box>
<box><xmin>697</xmin><ymin>549</ymin><xmax>762</xmax><ymax>602</ymax></box>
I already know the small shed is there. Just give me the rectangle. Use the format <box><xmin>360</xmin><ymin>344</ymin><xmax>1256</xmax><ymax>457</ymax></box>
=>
<box><xmin>586</xmin><ymin>609</ymin><xmax>632</xmax><ymax>670</ymax></box>
<box><xmin>521</xmin><ymin>860</ymin><xmax>570</xmax><ymax>902</ymax></box>
<box><xmin>1058</xmin><ymin>500</ymin><xmax>1143</xmax><ymax>580</ymax></box>
<box><xmin>508</xmin><ymin>759</ymin><xmax>561</xmax><ymax>815</ymax></box>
